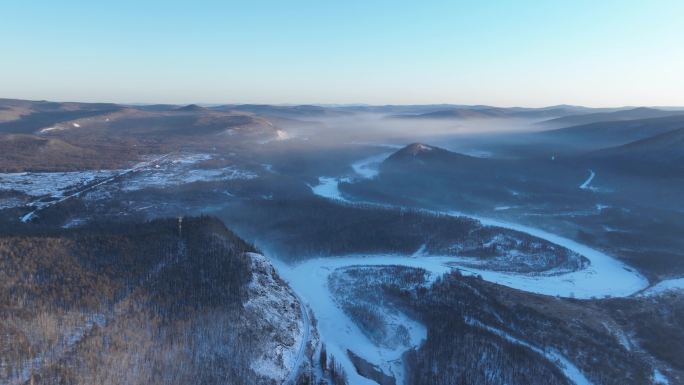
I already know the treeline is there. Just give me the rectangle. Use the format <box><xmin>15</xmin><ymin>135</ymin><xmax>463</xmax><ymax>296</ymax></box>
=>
<box><xmin>297</xmin><ymin>344</ymin><xmax>348</xmax><ymax>385</ymax></box>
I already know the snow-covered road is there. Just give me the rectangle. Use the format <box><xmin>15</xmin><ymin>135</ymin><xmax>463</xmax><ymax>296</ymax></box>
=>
<box><xmin>283</xmin><ymin>290</ymin><xmax>311</xmax><ymax>385</ymax></box>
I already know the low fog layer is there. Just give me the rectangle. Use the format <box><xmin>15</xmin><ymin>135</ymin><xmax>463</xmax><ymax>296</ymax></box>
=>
<box><xmin>278</xmin><ymin>113</ymin><xmax>546</xmax><ymax>146</ymax></box>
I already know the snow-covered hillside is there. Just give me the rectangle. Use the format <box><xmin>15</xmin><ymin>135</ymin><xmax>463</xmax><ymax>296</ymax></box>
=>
<box><xmin>244</xmin><ymin>252</ymin><xmax>309</xmax><ymax>383</ymax></box>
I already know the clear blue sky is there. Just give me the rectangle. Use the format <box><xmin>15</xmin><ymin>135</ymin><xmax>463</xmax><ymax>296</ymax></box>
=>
<box><xmin>2</xmin><ymin>0</ymin><xmax>683</xmax><ymax>106</ymax></box>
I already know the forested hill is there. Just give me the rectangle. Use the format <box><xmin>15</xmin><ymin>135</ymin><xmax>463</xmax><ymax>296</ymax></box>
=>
<box><xmin>0</xmin><ymin>216</ymin><xmax>304</xmax><ymax>385</ymax></box>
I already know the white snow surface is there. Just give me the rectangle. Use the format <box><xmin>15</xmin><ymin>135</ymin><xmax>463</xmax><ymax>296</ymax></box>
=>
<box><xmin>39</xmin><ymin>126</ymin><xmax>61</xmax><ymax>133</ymax></box>
<box><xmin>121</xmin><ymin>166</ymin><xmax>256</xmax><ymax>191</ymax></box>
<box><xmin>580</xmin><ymin>169</ymin><xmax>596</xmax><ymax>190</ymax></box>
<box><xmin>0</xmin><ymin>170</ymin><xmax>118</xmax><ymax>198</ymax></box>
<box><xmin>494</xmin><ymin>205</ymin><xmax>517</xmax><ymax>211</ymax></box>
<box><xmin>273</xmin><ymin>255</ymin><xmax>454</xmax><ymax>385</ymax></box>
<box><xmin>310</xmin><ymin>177</ymin><xmax>350</xmax><ymax>202</ymax></box>
<box><xmin>653</xmin><ymin>368</ymin><xmax>670</xmax><ymax>385</ymax></box>
<box><xmin>119</xmin><ymin>153</ymin><xmax>258</xmax><ymax>192</ymax></box>
<box><xmin>310</xmin><ymin>152</ymin><xmax>392</xmax><ymax>201</ymax></box>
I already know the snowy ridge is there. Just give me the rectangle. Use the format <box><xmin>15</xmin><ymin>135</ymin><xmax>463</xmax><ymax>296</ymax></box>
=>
<box><xmin>244</xmin><ymin>253</ymin><xmax>307</xmax><ymax>383</ymax></box>
<box><xmin>283</xmin><ymin>290</ymin><xmax>310</xmax><ymax>385</ymax></box>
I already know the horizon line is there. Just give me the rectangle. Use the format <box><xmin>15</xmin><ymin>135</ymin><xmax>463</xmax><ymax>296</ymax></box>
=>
<box><xmin>3</xmin><ymin>96</ymin><xmax>684</xmax><ymax>110</ymax></box>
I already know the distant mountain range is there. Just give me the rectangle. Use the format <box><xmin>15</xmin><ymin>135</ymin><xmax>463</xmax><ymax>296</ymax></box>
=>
<box><xmin>0</xmin><ymin>99</ymin><xmax>281</xmax><ymax>171</ymax></box>
<box><xmin>2</xmin><ymin>98</ymin><xmax>683</xmax><ymax>173</ymax></box>
<box><xmin>540</xmin><ymin>114</ymin><xmax>684</xmax><ymax>149</ymax></box>
<box><xmin>588</xmin><ymin>126</ymin><xmax>684</xmax><ymax>175</ymax></box>
<box><xmin>539</xmin><ymin>107</ymin><xmax>684</xmax><ymax>127</ymax></box>
<box><xmin>386</xmin><ymin>105</ymin><xmax>610</xmax><ymax>120</ymax></box>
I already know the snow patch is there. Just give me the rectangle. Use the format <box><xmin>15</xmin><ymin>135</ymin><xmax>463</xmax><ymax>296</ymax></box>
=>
<box><xmin>580</xmin><ymin>169</ymin><xmax>596</xmax><ymax>190</ymax></box>
<box><xmin>276</xmin><ymin>129</ymin><xmax>289</xmax><ymax>140</ymax></box>
<box><xmin>122</xmin><ymin>166</ymin><xmax>256</xmax><ymax>191</ymax></box>
<box><xmin>310</xmin><ymin>177</ymin><xmax>350</xmax><ymax>202</ymax></box>
<box><xmin>0</xmin><ymin>170</ymin><xmax>118</xmax><ymax>199</ymax></box>
<box><xmin>62</xmin><ymin>217</ymin><xmax>87</xmax><ymax>228</ymax></box>
<box><xmin>494</xmin><ymin>205</ymin><xmax>517</xmax><ymax>211</ymax></box>
<box><xmin>120</xmin><ymin>153</ymin><xmax>256</xmax><ymax>191</ymax></box>
<box><xmin>39</xmin><ymin>126</ymin><xmax>61</xmax><ymax>133</ymax></box>
<box><xmin>653</xmin><ymin>368</ymin><xmax>670</xmax><ymax>385</ymax></box>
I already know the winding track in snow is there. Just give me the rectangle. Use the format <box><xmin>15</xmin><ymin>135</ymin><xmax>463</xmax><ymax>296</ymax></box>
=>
<box><xmin>283</xmin><ymin>291</ymin><xmax>310</xmax><ymax>385</ymax></box>
<box><xmin>277</xmin><ymin>151</ymin><xmax>650</xmax><ymax>385</ymax></box>
<box><xmin>580</xmin><ymin>169</ymin><xmax>596</xmax><ymax>190</ymax></box>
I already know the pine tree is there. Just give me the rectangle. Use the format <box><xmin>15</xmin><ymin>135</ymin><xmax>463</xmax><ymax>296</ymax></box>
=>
<box><xmin>319</xmin><ymin>343</ymin><xmax>327</xmax><ymax>373</ymax></box>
